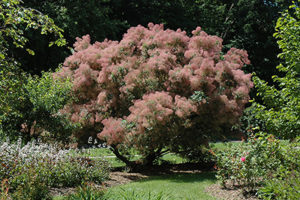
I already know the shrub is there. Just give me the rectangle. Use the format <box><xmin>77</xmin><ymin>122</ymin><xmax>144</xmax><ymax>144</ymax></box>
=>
<box><xmin>0</xmin><ymin>70</ymin><xmax>77</xmax><ymax>143</ymax></box>
<box><xmin>58</xmin><ymin>23</ymin><xmax>253</xmax><ymax>165</ymax></box>
<box><xmin>10</xmin><ymin>167</ymin><xmax>51</xmax><ymax>200</ymax></box>
<box><xmin>0</xmin><ymin>139</ymin><xmax>110</xmax><ymax>198</ymax></box>
<box><xmin>216</xmin><ymin>132</ymin><xmax>300</xmax><ymax>198</ymax></box>
<box><xmin>216</xmin><ymin>133</ymin><xmax>284</xmax><ymax>192</ymax></box>
<box><xmin>258</xmin><ymin>137</ymin><xmax>300</xmax><ymax>200</ymax></box>
<box><xmin>258</xmin><ymin>168</ymin><xmax>300</xmax><ymax>200</ymax></box>
<box><xmin>0</xmin><ymin>0</ymin><xmax>68</xmax><ymax>142</ymax></box>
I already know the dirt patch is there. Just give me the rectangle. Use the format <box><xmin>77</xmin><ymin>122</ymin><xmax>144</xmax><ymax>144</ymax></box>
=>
<box><xmin>205</xmin><ymin>184</ymin><xmax>259</xmax><ymax>200</ymax></box>
<box><xmin>50</xmin><ymin>187</ymin><xmax>77</xmax><ymax>197</ymax></box>
<box><xmin>103</xmin><ymin>171</ymin><xmax>149</xmax><ymax>187</ymax></box>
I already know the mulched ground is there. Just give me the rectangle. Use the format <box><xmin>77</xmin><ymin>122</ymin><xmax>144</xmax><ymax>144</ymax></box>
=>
<box><xmin>103</xmin><ymin>171</ymin><xmax>149</xmax><ymax>187</ymax></box>
<box><xmin>205</xmin><ymin>184</ymin><xmax>259</xmax><ymax>200</ymax></box>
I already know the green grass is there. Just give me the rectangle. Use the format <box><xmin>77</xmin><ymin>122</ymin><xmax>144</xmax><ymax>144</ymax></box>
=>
<box><xmin>71</xmin><ymin>148</ymin><xmax>114</xmax><ymax>157</ymax></box>
<box><xmin>210</xmin><ymin>141</ymin><xmax>242</xmax><ymax>152</ymax></box>
<box><xmin>71</xmin><ymin>148</ymin><xmax>187</xmax><ymax>168</ymax></box>
<box><xmin>72</xmin><ymin>141</ymin><xmax>275</xmax><ymax>168</ymax></box>
<box><xmin>68</xmin><ymin>142</ymin><xmax>236</xmax><ymax>168</ymax></box>
<box><xmin>53</xmin><ymin>172</ymin><xmax>218</xmax><ymax>200</ymax></box>
<box><xmin>159</xmin><ymin>153</ymin><xmax>187</xmax><ymax>164</ymax></box>
<box><xmin>107</xmin><ymin>172</ymin><xmax>218</xmax><ymax>200</ymax></box>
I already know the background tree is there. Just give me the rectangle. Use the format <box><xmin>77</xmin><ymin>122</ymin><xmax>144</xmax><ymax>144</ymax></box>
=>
<box><xmin>13</xmin><ymin>0</ymin><xmax>128</xmax><ymax>74</ymax></box>
<box><xmin>20</xmin><ymin>0</ymin><xmax>294</xmax><ymax>86</ymax></box>
<box><xmin>251</xmin><ymin>1</ymin><xmax>300</xmax><ymax>139</ymax></box>
<box><xmin>0</xmin><ymin>0</ymin><xmax>74</xmax><ymax>142</ymax></box>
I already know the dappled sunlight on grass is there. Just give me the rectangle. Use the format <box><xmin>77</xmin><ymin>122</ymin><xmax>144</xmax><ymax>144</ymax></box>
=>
<box><xmin>108</xmin><ymin>172</ymin><xmax>218</xmax><ymax>200</ymax></box>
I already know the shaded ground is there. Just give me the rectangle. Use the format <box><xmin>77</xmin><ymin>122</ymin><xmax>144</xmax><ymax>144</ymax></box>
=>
<box><xmin>103</xmin><ymin>163</ymin><xmax>209</xmax><ymax>188</ymax></box>
<box><xmin>103</xmin><ymin>171</ymin><xmax>149</xmax><ymax>187</ymax></box>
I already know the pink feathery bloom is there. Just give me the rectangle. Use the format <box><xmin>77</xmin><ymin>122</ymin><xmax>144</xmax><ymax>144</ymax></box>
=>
<box><xmin>240</xmin><ymin>157</ymin><xmax>246</xmax><ymax>162</ymax></box>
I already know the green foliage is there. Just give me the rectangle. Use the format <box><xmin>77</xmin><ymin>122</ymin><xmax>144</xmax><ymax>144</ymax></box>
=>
<box><xmin>0</xmin><ymin>179</ymin><xmax>9</xmax><ymax>200</ymax></box>
<box><xmin>0</xmin><ymin>140</ymin><xmax>110</xmax><ymax>198</ymax></box>
<box><xmin>25</xmin><ymin>70</ymin><xmax>72</xmax><ymax>114</ymax></box>
<box><xmin>251</xmin><ymin>1</ymin><xmax>300</xmax><ymax>139</ymax></box>
<box><xmin>216</xmin><ymin>133</ymin><xmax>300</xmax><ymax>198</ymax></box>
<box><xmin>105</xmin><ymin>188</ymin><xmax>172</xmax><ymax>200</ymax></box>
<box><xmin>0</xmin><ymin>0</ymin><xmax>65</xmax><ymax>58</ymax></box>
<box><xmin>15</xmin><ymin>0</ymin><xmax>292</xmax><ymax>82</ymax></box>
<box><xmin>0</xmin><ymin>69</ymin><xmax>77</xmax><ymax>142</ymax></box>
<box><xmin>216</xmin><ymin>133</ymin><xmax>284</xmax><ymax>192</ymax></box>
<box><xmin>0</xmin><ymin>0</ymin><xmax>69</xmax><ymax>142</ymax></box>
<box><xmin>237</xmin><ymin>106</ymin><xmax>266</xmax><ymax>137</ymax></box>
<box><xmin>257</xmin><ymin>137</ymin><xmax>300</xmax><ymax>200</ymax></box>
<box><xmin>10</xmin><ymin>167</ymin><xmax>51</xmax><ymax>200</ymax></box>
<box><xmin>258</xmin><ymin>168</ymin><xmax>300</xmax><ymax>200</ymax></box>
<box><xmin>0</xmin><ymin>64</ymin><xmax>30</xmax><ymax>140</ymax></box>
<box><xmin>64</xmin><ymin>184</ymin><xmax>106</xmax><ymax>200</ymax></box>
<box><xmin>25</xmin><ymin>70</ymin><xmax>78</xmax><ymax>142</ymax></box>
<box><xmin>18</xmin><ymin>0</ymin><xmax>128</xmax><ymax>74</ymax></box>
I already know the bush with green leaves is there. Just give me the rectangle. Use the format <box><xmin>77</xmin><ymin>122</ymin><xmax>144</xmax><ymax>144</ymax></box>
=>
<box><xmin>251</xmin><ymin>1</ymin><xmax>300</xmax><ymax>139</ymax></box>
<box><xmin>216</xmin><ymin>132</ymin><xmax>300</xmax><ymax>198</ymax></box>
<box><xmin>257</xmin><ymin>137</ymin><xmax>300</xmax><ymax>200</ymax></box>
<box><xmin>0</xmin><ymin>69</ymin><xmax>77</xmax><ymax>143</ymax></box>
<box><xmin>25</xmin><ymin>69</ymin><xmax>79</xmax><ymax>142</ymax></box>
<box><xmin>0</xmin><ymin>0</ymin><xmax>70</xmax><ymax>142</ymax></box>
<box><xmin>0</xmin><ymin>139</ymin><xmax>110</xmax><ymax>199</ymax></box>
<box><xmin>216</xmin><ymin>133</ymin><xmax>284</xmax><ymax>192</ymax></box>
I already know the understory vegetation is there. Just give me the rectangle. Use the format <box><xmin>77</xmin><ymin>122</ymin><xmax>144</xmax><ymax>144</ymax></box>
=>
<box><xmin>0</xmin><ymin>140</ymin><xmax>109</xmax><ymax>199</ymax></box>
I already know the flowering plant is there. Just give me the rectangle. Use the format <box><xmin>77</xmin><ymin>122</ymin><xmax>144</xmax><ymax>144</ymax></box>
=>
<box><xmin>216</xmin><ymin>132</ymin><xmax>283</xmax><ymax>192</ymax></box>
<box><xmin>0</xmin><ymin>139</ymin><xmax>109</xmax><ymax>198</ymax></box>
<box><xmin>57</xmin><ymin>23</ymin><xmax>253</xmax><ymax>165</ymax></box>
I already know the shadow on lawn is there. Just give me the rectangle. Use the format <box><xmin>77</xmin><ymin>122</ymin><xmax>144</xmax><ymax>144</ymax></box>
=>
<box><xmin>137</xmin><ymin>172</ymin><xmax>217</xmax><ymax>184</ymax></box>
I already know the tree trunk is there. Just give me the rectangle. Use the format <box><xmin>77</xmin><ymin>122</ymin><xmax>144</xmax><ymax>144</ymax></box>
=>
<box><xmin>110</xmin><ymin>145</ymin><xmax>136</xmax><ymax>168</ymax></box>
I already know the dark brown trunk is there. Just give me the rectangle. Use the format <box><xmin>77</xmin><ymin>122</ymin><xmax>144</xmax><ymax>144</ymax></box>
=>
<box><xmin>110</xmin><ymin>145</ymin><xmax>136</xmax><ymax>167</ymax></box>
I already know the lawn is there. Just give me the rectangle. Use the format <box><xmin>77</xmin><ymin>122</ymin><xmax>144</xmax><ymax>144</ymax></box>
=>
<box><xmin>53</xmin><ymin>146</ymin><xmax>221</xmax><ymax>199</ymax></box>
<box><xmin>53</xmin><ymin>172</ymin><xmax>218</xmax><ymax>200</ymax></box>
<box><xmin>72</xmin><ymin>147</ymin><xmax>189</xmax><ymax>168</ymax></box>
<box><xmin>106</xmin><ymin>172</ymin><xmax>218</xmax><ymax>200</ymax></box>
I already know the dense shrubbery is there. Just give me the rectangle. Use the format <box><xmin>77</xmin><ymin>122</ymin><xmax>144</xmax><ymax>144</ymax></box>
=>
<box><xmin>0</xmin><ymin>140</ymin><xmax>109</xmax><ymax>199</ymax></box>
<box><xmin>257</xmin><ymin>137</ymin><xmax>300</xmax><ymax>199</ymax></box>
<box><xmin>216</xmin><ymin>133</ymin><xmax>299</xmax><ymax>197</ymax></box>
<box><xmin>0</xmin><ymin>0</ymin><xmax>73</xmax><ymax>143</ymax></box>
<box><xmin>58</xmin><ymin>24</ymin><xmax>253</xmax><ymax>165</ymax></box>
<box><xmin>0</xmin><ymin>70</ymin><xmax>77</xmax><ymax>143</ymax></box>
<box><xmin>216</xmin><ymin>133</ymin><xmax>284</xmax><ymax>191</ymax></box>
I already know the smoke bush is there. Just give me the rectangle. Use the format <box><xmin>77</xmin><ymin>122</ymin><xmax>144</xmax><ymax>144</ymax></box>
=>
<box><xmin>58</xmin><ymin>23</ymin><xmax>253</xmax><ymax>165</ymax></box>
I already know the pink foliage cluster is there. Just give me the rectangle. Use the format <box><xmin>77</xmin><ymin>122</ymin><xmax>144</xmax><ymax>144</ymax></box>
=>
<box><xmin>57</xmin><ymin>23</ymin><xmax>253</xmax><ymax>149</ymax></box>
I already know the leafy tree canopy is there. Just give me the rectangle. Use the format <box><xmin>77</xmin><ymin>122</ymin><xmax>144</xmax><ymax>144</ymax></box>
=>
<box><xmin>252</xmin><ymin>0</ymin><xmax>300</xmax><ymax>139</ymax></box>
<box><xmin>0</xmin><ymin>0</ymin><xmax>70</xmax><ymax>141</ymax></box>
